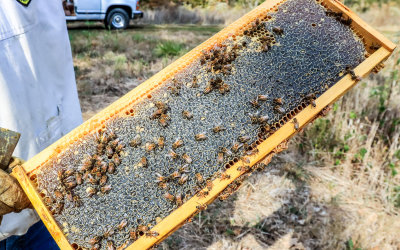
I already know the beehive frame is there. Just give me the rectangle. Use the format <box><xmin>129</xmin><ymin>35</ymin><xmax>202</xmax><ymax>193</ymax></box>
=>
<box><xmin>12</xmin><ymin>0</ymin><xmax>396</xmax><ymax>249</ymax></box>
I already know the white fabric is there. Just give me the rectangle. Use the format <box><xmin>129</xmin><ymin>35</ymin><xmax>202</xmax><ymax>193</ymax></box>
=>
<box><xmin>0</xmin><ymin>0</ymin><xmax>82</xmax><ymax>241</ymax></box>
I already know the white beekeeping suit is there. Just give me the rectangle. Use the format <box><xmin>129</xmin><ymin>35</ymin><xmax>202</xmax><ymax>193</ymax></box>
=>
<box><xmin>0</xmin><ymin>0</ymin><xmax>82</xmax><ymax>241</ymax></box>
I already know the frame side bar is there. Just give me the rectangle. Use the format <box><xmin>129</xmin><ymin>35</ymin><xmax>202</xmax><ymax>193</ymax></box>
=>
<box><xmin>11</xmin><ymin>166</ymin><xmax>73</xmax><ymax>250</ymax></box>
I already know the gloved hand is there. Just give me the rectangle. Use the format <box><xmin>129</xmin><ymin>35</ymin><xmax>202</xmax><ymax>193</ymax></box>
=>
<box><xmin>0</xmin><ymin>157</ymin><xmax>31</xmax><ymax>224</ymax></box>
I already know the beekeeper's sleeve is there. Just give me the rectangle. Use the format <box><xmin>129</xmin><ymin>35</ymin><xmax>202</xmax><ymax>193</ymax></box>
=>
<box><xmin>0</xmin><ymin>0</ymin><xmax>82</xmax><ymax>240</ymax></box>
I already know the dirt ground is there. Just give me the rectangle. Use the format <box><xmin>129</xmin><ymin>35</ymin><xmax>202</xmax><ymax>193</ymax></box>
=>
<box><xmin>68</xmin><ymin>5</ymin><xmax>400</xmax><ymax>249</ymax></box>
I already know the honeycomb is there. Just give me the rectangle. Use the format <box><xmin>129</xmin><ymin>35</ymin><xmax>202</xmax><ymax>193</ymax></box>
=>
<box><xmin>34</xmin><ymin>0</ymin><xmax>366</xmax><ymax>248</ymax></box>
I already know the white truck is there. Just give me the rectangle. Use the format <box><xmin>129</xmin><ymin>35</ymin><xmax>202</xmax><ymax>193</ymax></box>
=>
<box><xmin>63</xmin><ymin>0</ymin><xmax>143</xmax><ymax>30</ymax></box>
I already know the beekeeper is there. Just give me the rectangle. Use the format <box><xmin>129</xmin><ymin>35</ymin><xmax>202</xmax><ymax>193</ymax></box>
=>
<box><xmin>0</xmin><ymin>0</ymin><xmax>82</xmax><ymax>248</ymax></box>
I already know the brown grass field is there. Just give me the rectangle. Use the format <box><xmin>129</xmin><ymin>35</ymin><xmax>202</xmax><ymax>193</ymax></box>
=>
<box><xmin>68</xmin><ymin>3</ymin><xmax>400</xmax><ymax>249</ymax></box>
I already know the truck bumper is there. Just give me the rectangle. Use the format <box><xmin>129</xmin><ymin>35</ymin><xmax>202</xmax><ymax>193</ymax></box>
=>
<box><xmin>133</xmin><ymin>11</ymin><xmax>143</xmax><ymax>19</ymax></box>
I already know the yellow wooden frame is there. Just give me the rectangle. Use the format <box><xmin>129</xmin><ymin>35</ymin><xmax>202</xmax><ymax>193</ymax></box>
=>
<box><xmin>12</xmin><ymin>0</ymin><xmax>396</xmax><ymax>249</ymax></box>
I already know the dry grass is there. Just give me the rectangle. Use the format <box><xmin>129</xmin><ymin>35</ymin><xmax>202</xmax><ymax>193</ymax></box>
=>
<box><xmin>69</xmin><ymin>5</ymin><xmax>400</xmax><ymax>249</ymax></box>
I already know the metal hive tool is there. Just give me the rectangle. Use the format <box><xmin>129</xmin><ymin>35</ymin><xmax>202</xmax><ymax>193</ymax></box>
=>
<box><xmin>12</xmin><ymin>0</ymin><xmax>396</xmax><ymax>249</ymax></box>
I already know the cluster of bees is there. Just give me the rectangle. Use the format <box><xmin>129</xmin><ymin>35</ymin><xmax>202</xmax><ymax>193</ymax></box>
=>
<box><xmin>43</xmin><ymin>130</ymin><xmax>124</xmax><ymax>215</ymax></box>
<box><xmin>325</xmin><ymin>9</ymin><xmax>352</xmax><ymax>26</ymax></box>
<box><xmin>86</xmin><ymin>219</ymin><xmax>160</xmax><ymax>250</ymax></box>
<box><xmin>34</xmin><ymin>0</ymin><xmax>368</xmax><ymax>249</ymax></box>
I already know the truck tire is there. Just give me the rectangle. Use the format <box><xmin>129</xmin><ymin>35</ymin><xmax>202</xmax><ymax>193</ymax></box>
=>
<box><xmin>106</xmin><ymin>8</ymin><xmax>129</xmax><ymax>30</ymax></box>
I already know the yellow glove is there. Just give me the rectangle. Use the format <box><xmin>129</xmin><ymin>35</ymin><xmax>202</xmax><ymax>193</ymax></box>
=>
<box><xmin>0</xmin><ymin>157</ymin><xmax>31</xmax><ymax>223</ymax></box>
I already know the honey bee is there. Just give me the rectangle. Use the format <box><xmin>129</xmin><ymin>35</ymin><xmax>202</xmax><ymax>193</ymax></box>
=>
<box><xmin>100</xmin><ymin>175</ymin><xmax>108</xmax><ymax>186</ymax></box>
<box><xmin>100</xmin><ymin>162</ymin><xmax>108</xmax><ymax>174</ymax></box>
<box><xmin>154</xmin><ymin>101</ymin><xmax>168</xmax><ymax>111</ymax></box>
<box><xmin>155</xmin><ymin>173</ymin><xmax>167</xmax><ymax>183</ymax></box>
<box><xmin>168</xmin><ymin>85</ymin><xmax>180</xmax><ymax>96</ymax></box>
<box><xmin>219</xmin><ymin>83</ymin><xmax>230</xmax><ymax>94</ymax></box>
<box><xmin>258</xmin><ymin>94</ymin><xmax>268</xmax><ymax>101</ymax></box>
<box><xmin>172</xmin><ymin>138</ymin><xmax>184</xmax><ymax>149</ymax></box>
<box><xmin>217</xmin><ymin>152</ymin><xmax>224</xmax><ymax>164</ymax></box>
<box><xmin>170</xmin><ymin>171</ymin><xmax>181</xmax><ymax>179</ymax></box>
<box><xmin>43</xmin><ymin>196</ymin><xmax>55</xmax><ymax>205</ymax></box>
<box><xmin>274</xmin><ymin>97</ymin><xmax>284</xmax><ymax>105</ymax></box>
<box><xmin>158</xmin><ymin>181</ymin><xmax>168</xmax><ymax>189</ymax></box>
<box><xmin>112</xmin><ymin>153</ymin><xmax>121</xmax><ymax>166</ymax></box>
<box><xmin>100</xmin><ymin>185</ymin><xmax>112</xmax><ymax>194</ymax></box>
<box><xmin>115</xmin><ymin>143</ymin><xmax>124</xmax><ymax>153</ymax></box>
<box><xmin>157</xmin><ymin>136</ymin><xmax>165</xmax><ymax>149</ymax></box>
<box><xmin>220</xmin><ymin>173</ymin><xmax>231</xmax><ymax>181</ymax></box>
<box><xmin>150</xmin><ymin>109</ymin><xmax>163</xmax><ymax>120</ymax></box>
<box><xmin>145</xmin><ymin>142</ymin><xmax>156</xmax><ymax>152</ymax></box>
<box><xmin>195</xmin><ymin>133</ymin><xmax>207</xmax><ymax>141</ymax></box>
<box><xmin>64</xmin><ymin>166</ymin><xmax>75</xmax><ymax>177</ymax></box>
<box><xmin>92</xmin><ymin>154</ymin><xmax>102</xmax><ymax>162</ymax></box>
<box><xmin>179</xmin><ymin>164</ymin><xmax>190</xmax><ymax>173</ymax></box>
<box><xmin>89</xmin><ymin>236</ymin><xmax>102</xmax><ymax>245</ymax></box>
<box><xmin>57</xmin><ymin>169</ymin><xmax>64</xmax><ymax>181</ymax></box>
<box><xmin>206</xmin><ymin>181</ymin><xmax>213</xmax><ymax>191</ymax></box>
<box><xmin>106</xmin><ymin>240</ymin><xmax>115</xmax><ymax>250</ymax></box>
<box><xmin>195</xmin><ymin>173</ymin><xmax>204</xmax><ymax>183</ymax></box>
<box><xmin>91</xmin><ymin>165</ymin><xmax>100</xmax><ymax>174</ymax></box>
<box><xmin>292</xmin><ymin>118</ymin><xmax>300</xmax><ymax>131</ymax></box>
<box><xmin>108</xmin><ymin>162</ymin><xmax>115</xmax><ymax>174</ymax></box>
<box><xmin>97</xmin><ymin>143</ymin><xmax>105</xmax><ymax>155</ymax></box>
<box><xmin>262</xmin><ymin>44</ymin><xmax>270</xmax><ymax>52</ymax></box>
<box><xmin>197</xmin><ymin>190</ymin><xmax>209</xmax><ymax>199</ymax></box>
<box><xmin>82</xmin><ymin>171</ymin><xmax>90</xmax><ymax>180</ymax></box>
<box><xmin>370</xmin><ymin>44</ymin><xmax>380</xmax><ymax>50</ymax></box>
<box><xmin>274</xmin><ymin>105</ymin><xmax>285</xmax><ymax>114</ymax></box>
<box><xmin>237</xmin><ymin>165</ymin><xmax>251</xmax><ymax>173</ymax></box>
<box><xmin>213</xmin><ymin>125</ymin><xmax>226</xmax><ymax>133</ymax></box>
<box><xmin>178</xmin><ymin>174</ymin><xmax>188</xmax><ymax>185</ymax></box>
<box><xmin>219</xmin><ymin>193</ymin><xmax>231</xmax><ymax>201</ymax></box>
<box><xmin>106</xmin><ymin>145</ymin><xmax>114</xmax><ymax>157</ymax></box>
<box><xmin>64</xmin><ymin>180</ymin><xmax>77</xmax><ymax>190</ymax></box>
<box><xmin>137</xmin><ymin>225</ymin><xmax>149</xmax><ymax>234</ymax></box>
<box><xmin>164</xmin><ymin>192</ymin><xmax>175</xmax><ymax>202</ymax></box>
<box><xmin>117</xmin><ymin>219</ymin><xmax>128</xmax><ymax>231</ymax></box>
<box><xmin>256</xmin><ymin>115</ymin><xmax>268</xmax><ymax>124</ymax></box>
<box><xmin>340</xmin><ymin>17</ymin><xmax>352</xmax><ymax>26</ymax></box>
<box><xmin>70</xmin><ymin>195</ymin><xmax>80</xmax><ymax>207</ymax></box>
<box><xmin>203</xmin><ymin>84</ymin><xmax>213</xmax><ymax>94</ymax></box>
<box><xmin>250</xmin><ymin>98</ymin><xmax>260</xmax><ymax>108</ymax></box>
<box><xmin>129</xmin><ymin>229</ymin><xmax>138</xmax><ymax>240</ymax></box>
<box><xmin>220</xmin><ymin>147</ymin><xmax>232</xmax><ymax>156</ymax></box>
<box><xmin>145</xmin><ymin>231</ymin><xmax>159</xmax><ymax>238</ymax></box>
<box><xmin>166</xmin><ymin>150</ymin><xmax>179</xmax><ymax>160</ymax></box>
<box><xmin>139</xmin><ymin>156</ymin><xmax>148</xmax><ymax>168</ymax></box>
<box><xmin>175</xmin><ymin>193</ymin><xmax>183</xmax><ymax>207</ymax></box>
<box><xmin>245</xmin><ymin>147</ymin><xmax>259</xmax><ymax>156</ymax></box>
<box><xmin>231</xmin><ymin>142</ymin><xmax>243</xmax><ymax>153</ymax></box>
<box><xmin>182</xmin><ymin>110</ymin><xmax>193</xmax><ymax>120</ymax></box>
<box><xmin>242</xmin><ymin>156</ymin><xmax>251</xmax><ymax>164</ymax></box>
<box><xmin>158</xmin><ymin>116</ymin><xmax>170</xmax><ymax>127</ymax></box>
<box><xmin>80</xmin><ymin>160</ymin><xmax>92</xmax><ymax>172</ymax></box>
<box><xmin>91</xmin><ymin>243</ymin><xmax>101</xmax><ymax>250</ymax></box>
<box><xmin>130</xmin><ymin>135</ymin><xmax>142</xmax><ymax>147</ymax></box>
<box><xmin>182</xmin><ymin>153</ymin><xmax>192</xmax><ymax>164</ymax></box>
<box><xmin>192</xmin><ymin>76</ymin><xmax>199</xmax><ymax>88</ymax></box>
<box><xmin>87</xmin><ymin>174</ymin><xmax>97</xmax><ymax>185</ymax></box>
<box><xmin>109</xmin><ymin>139</ymin><xmax>119</xmax><ymax>149</ymax></box>
<box><xmin>238</xmin><ymin>135</ymin><xmax>250</xmax><ymax>143</ymax></box>
<box><xmin>65</xmin><ymin>191</ymin><xmax>73</xmax><ymax>202</ymax></box>
<box><xmin>196</xmin><ymin>203</ymin><xmax>207</xmax><ymax>211</ymax></box>
<box><xmin>86</xmin><ymin>187</ymin><xmax>97</xmax><ymax>197</ymax></box>
<box><xmin>272</xmin><ymin>26</ymin><xmax>283</xmax><ymax>35</ymax></box>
